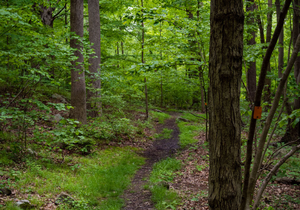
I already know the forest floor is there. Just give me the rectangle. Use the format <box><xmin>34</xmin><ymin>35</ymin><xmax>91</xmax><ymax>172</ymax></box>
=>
<box><xmin>1</xmin><ymin>105</ymin><xmax>300</xmax><ymax>210</ymax></box>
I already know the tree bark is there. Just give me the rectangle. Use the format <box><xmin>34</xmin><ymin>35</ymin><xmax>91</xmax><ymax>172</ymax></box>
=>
<box><xmin>263</xmin><ymin>0</ymin><xmax>273</xmax><ymax>105</ymax></box>
<box><xmin>276</xmin><ymin>0</ymin><xmax>284</xmax><ymax>78</ymax></box>
<box><xmin>246</xmin><ymin>0</ymin><xmax>257</xmax><ymax>103</ymax></box>
<box><xmin>208</xmin><ymin>1</ymin><xmax>244</xmax><ymax>209</ymax></box>
<box><xmin>70</xmin><ymin>0</ymin><xmax>86</xmax><ymax>124</ymax></box>
<box><xmin>87</xmin><ymin>0</ymin><xmax>101</xmax><ymax>118</ymax></box>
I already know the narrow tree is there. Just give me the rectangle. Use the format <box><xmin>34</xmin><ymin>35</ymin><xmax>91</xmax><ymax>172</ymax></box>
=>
<box><xmin>70</xmin><ymin>0</ymin><xmax>87</xmax><ymax>124</ymax></box>
<box><xmin>208</xmin><ymin>0</ymin><xmax>244</xmax><ymax>209</ymax></box>
<box><xmin>263</xmin><ymin>0</ymin><xmax>273</xmax><ymax>105</ymax></box>
<box><xmin>246</xmin><ymin>0</ymin><xmax>257</xmax><ymax>103</ymax></box>
<box><xmin>141</xmin><ymin>0</ymin><xmax>148</xmax><ymax>119</ymax></box>
<box><xmin>87</xmin><ymin>0</ymin><xmax>101</xmax><ymax>117</ymax></box>
<box><xmin>293</xmin><ymin>0</ymin><xmax>300</xmax><ymax>138</ymax></box>
<box><xmin>276</xmin><ymin>0</ymin><xmax>284</xmax><ymax>78</ymax></box>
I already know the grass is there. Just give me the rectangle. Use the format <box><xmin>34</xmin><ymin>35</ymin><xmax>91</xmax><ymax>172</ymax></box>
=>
<box><xmin>148</xmin><ymin>158</ymin><xmax>182</xmax><ymax>210</ymax></box>
<box><xmin>0</xmin><ymin>202</ymin><xmax>22</xmax><ymax>210</ymax></box>
<box><xmin>154</xmin><ymin>128</ymin><xmax>173</xmax><ymax>139</ymax></box>
<box><xmin>177</xmin><ymin>122</ymin><xmax>205</xmax><ymax>147</ymax></box>
<box><xmin>150</xmin><ymin>111</ymin><xmax>171</xmax><ymax>124</ymax></box>
<box><xmin>1</xmin><ymin>147</ymin><xmax>145</xmax><ymax>209</ymax></box>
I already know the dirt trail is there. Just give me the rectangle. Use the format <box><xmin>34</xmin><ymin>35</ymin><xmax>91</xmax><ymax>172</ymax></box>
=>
<box><xmin>121</xmin><ymin>113</ymin><xmax>180</xmax><ymax>210</ymax></box>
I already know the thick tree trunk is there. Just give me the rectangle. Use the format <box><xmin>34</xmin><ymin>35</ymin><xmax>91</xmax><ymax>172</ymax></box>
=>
<box><xmin>208</xmin><ymin>1</ymin><xmax>244</xmax><ymax>209</ymax></box>
<box><xmin>246</xmin><ymin>0</ymin><xmax>257</xmax><ymax>103</ymax></box>
<box><xmin>87</xmin><ymin>0</ymin><xmax>101</xmax><ymax>118</ymax></box>
<box><xmin>70</xmin><ymin>0</ymin><xmax>87</xmax><ymax>124</ymax></box>
<box><xmin>40</xmin><ymin>6</ymin><xmax>54</xmax><ymax>28</ymax></box>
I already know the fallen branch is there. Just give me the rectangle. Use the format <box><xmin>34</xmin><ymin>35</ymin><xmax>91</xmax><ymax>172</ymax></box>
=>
<box><xmin>187</xmin><ymin>112</ymin><xmax>207</xmax><ymax>121</ymax></box>
<box><xmin>275</xmin><ymin>177</ymin><xmax>300</xmax><ymax>185</ymax></box>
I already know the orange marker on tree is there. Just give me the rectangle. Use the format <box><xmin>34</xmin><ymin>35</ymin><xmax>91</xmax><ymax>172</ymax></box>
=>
<box><xmin>253</xmin><ymin>106</ymin><xmax>262</xmax><ymax>119</ymax></box>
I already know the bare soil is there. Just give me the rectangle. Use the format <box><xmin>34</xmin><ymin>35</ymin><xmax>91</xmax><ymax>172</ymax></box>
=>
<box><xmin>121</xmin><ymin>113</ymin><xmax>180</xmax><ymax>210</ymax></box>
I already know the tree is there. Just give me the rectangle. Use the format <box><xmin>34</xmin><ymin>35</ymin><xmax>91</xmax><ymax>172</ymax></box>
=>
<box><xmin>141</xmin><ymin>0</ymin><xmax>149</xmax><ymax>120</ymax></box>
<box><xmin>263</xmin><ymin>0</ymin><xmax>273</xmax><ymax>105</ymax></box>
<box><xmin>208</xmin><ymin>0</ymin><xmax>244</xmax><ymax>209</ymax></box>
<box><xmin>246</xmin><ymin>0</ymin><xmax>257</xmax><ymax>103</ymax></box>
<box><xmin>87</xmin><ymin>0</ymin><xmax>101</xmax><ymax>117</ymax></box>
<box><xmin>70</xmin><ymin>0</ymin><xmax>87</xmax><ymax>124</ymax></box>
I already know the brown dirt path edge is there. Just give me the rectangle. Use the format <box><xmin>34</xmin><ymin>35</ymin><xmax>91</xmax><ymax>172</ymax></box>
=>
<box><xmin>121</xmin><ymin>113</ymin><xmax>180</xmax><ymax>210</ymax></box>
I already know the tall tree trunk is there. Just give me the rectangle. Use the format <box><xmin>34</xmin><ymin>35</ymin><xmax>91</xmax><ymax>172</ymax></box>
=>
<box><xmin>276</xmin><ymin>0</ymin><xmax>284</xmax><ymax>78</ymax></box>
<box><xmin>208</xmin><ymin>0</ymin><xmax>244</xmax><ymax>209</ymax></box>
<box><xmin>70</xmin><ymin>0</ymin><xmax>87</xmax><ymax>124</ymax></box>
<box><xmin>198</xmin><ymin>0</ymin><xmax>205</xmax><ymax>113</ymax></box>
<box><xmin>87</xmin><ymin>0</ymin><xmax>101</xmax><ymax>118</ymax></box>
<box><xmin>246</xmin><ymin>0</ymin><xmax>257</xmax><ymax>103</ymax></box>
<box><xmin>141</xmin><ymin>0</ymin><xmax>148</xmax><ymax>119</ymax></box>
<box><xmin>263</xmin><ymin>0</ymin><xmax>273</xmax><ymax>105</ymax></box>
<box><xmin>293</xmin><ymin>0</ymin><xmax>300</xmax><ymax>138</ymax></box>
<box><xmin>160</xmin><ymin>22</ymin><xmax>164</xmax><ymax>108</ymax></box>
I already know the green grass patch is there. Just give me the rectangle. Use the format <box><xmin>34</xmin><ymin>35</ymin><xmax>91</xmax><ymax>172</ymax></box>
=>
<box><xmin>150</xmin><ymin>111</ymin><xmax>171</xmax><ymax>124</ymax></box>
<box><xmin>154</xmin><ymin>128</ymin><xmax>173</xmax><ymax>139</ymax></box>
<box><xmin>4</xmin><ymin>147</ymin><xmax>144</xmax><ymax>209</ymax></box>
<box><xmin>177</xmin><ymin>122</ymin><xmax>205</xmax><ymax>147</ymax></box>
<box><xmin>0</xmin><ymin>202</ymin><xmax>22</xmax><ymax>210</ymax></box>
<box><xmin>148</xmin><ymin>158</ymin><xmax>182</xmax><ymax>210</ymax></box>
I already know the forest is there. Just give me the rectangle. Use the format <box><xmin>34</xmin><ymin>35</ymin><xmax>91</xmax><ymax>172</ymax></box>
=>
<box><xmin>0</xmin><ymin>0</ymin><xmax>300</xmax><ymax>209</ymax></box>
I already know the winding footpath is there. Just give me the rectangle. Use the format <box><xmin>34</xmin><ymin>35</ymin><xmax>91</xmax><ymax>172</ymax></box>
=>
<box><xmin>121</xmin><ymin>113</ymin><xmax>180</xmax><ymax>210</ymax></box>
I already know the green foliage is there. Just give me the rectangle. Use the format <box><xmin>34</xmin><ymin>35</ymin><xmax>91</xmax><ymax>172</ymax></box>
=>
<box><xmin>278</xmin><ymin>109</ymin><xmax>300</xmax><ymax>128</ymax></box>
<box><xmin>276</xmin><ymin>153</ymin><xmax>300</xmax><ymax>179</ymax></box>
<box><xmin>0</xmin><ymin>202</ymin><xmax>22</xmax><ymax>210</ymax></box>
